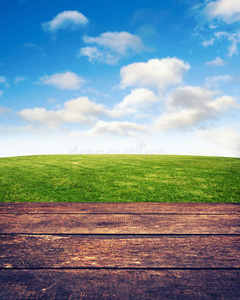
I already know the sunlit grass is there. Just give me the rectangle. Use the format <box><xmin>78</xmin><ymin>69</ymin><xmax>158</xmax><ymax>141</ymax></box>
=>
<box><xmin>0</xmin><ymin>154</ymin><xmax>239</xmax><ymax>202</ymax></box>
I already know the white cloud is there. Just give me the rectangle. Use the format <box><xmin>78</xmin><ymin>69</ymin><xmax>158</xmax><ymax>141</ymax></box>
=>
<box><xmin>77</xmin><ymin>120</ymin><xmax>148</xmax><ymax>137</ymax></box>
<box><xmin>202</xmin><ymin>38</ymin><xmax>215</xmax><ymax>47</ymax></box>
<box><xmin>206</xmin><ymin>74</ymin><xmax>233</xmax><ymax>83</ymax></box>
<box><xmin>63</xmin><ymin>97</ymin><xmax>107</xmax><ymax>116</ymax></box>
<box><xmin>205</xmin><ymin>74</ymin><xmax>240</xmax><ymax>86</ymax></box>
<box><xmin>214</xmin><ymin>31</ymin><xmax>240</xmax><ymax>57</ymax></box>
<box><xmin>39</xmin><ymin>71</ymin><xmax>85</xmax><ymax>90</ymax></box>
<box><xmin>214</xmin><ymin>31</ymin><xmax>228</xmax><ymax>39</ymax></box>
<box><xmin>19</xmin><ymin>97</ymin><xmax>108</xmax><ymax>128</ymax></box>
<box><xmin>79</xmin><ymin>47</ymin><xmax>119</xmax><ymax>65</ymax></box>
<box><xmin>15</xmin><ymin>76</ymin><xmax>26</xmax><ymax>83</ymax></box>
<box><xmin>79</xmin><ymin>31</ymin><xmax>144</xmax><ymax>64</ymax></box>
<box><xmin>205</xmin><ymin>0</ymin><xmax>240</xmax><ymax>23</ymax></box>
<box><xmin>155</xmin><ymin>86</ymin><xmax>237</xmax><ymax>130</ymax></box>
<box><xmin>206</xmin><ymin>57</ymin><xmax>225</xmax><ymax>66</ymax></box>
<box><xmin>42</xmin><ymin>11</ymin><xmax>88</xmax><ymax>33</ymax></box>
<box><xmin>0</xmin><ymin>76</ymin><xmax>9</xmax><ymax>87</ymax></box>
<box><xmin>112</xmin><ymin>88</ymin><xmax>157</xmax><ymax>116</ymax></box>
<box><xmin>120</xmin><ymin>58</ymin><xmax>190</xmax><ymax>91</ymax></box>
<box><xmin>198</xmin><ymin>2</ymin><xmax>240</xmax><ymax>57</ymax></box>
<box><xmin>199</xmin><ymin>125</ymin><xmax>240</xmax><ymax>155</ymax></box>
<box><xmin>228</xmin><ymin>32</ymin><xmax>240</xmax><ymax>56</ymax></box>
<box><xmin>18</xmin><ymin>88</ymin><xmax>158</xmax><ymax>131</ymax></box>
<box><xmin>0</xmin><ymin>91</ymin><xmax>3</xmax><ymax>97</ymax></box>
<box><xmin>83</xmin><ymin>31</ymin><xmax>144</xmax><ymax>54</ymax></box>
<box><xmin>166</xmin><ymin>86</ymin><xmax>214</xmax><ymax>109</ymax></box>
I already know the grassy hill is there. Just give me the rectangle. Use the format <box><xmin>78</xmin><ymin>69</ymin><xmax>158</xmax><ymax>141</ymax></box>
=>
<box><xmin>0</xmin><ymin>155</ymin><xmax>239</xmax><ymax>203</ymax></box>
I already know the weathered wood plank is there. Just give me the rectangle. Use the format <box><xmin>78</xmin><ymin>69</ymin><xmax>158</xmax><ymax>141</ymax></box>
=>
<box><xmin>0</xmin><ymin>269</ymin><xmax>239</xmax><ymax>300</ymax></box>
<box><xmin>0</xmin><ymin>214</ymin><xmax>239</xmax><ymax>234</ymax></box>
<box><xmin>0</xmin><ymin>202</ymin><xmax>239</xmax><ymax>214</ymax></box>
<box><xmin>0</xmin><ymin>235</ymin><xmax>239</xmax><ymax>268</ymax></box>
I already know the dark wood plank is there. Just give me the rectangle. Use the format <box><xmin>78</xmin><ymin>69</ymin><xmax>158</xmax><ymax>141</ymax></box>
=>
<box><xmin>0</xmin><ymin>235</ymin><xmax>239</xmax><ymax>268</ymax></box>
<box><xmin>1</xmin><ymin>202</ymin><xmax>239</xmax><ymax>214</ymax></box>
<box><xmin>0</xmin><ymin>214</ymin><xmax>239</xmax><ymax>234</ymax></box>
<box><xmin>0</xmin><ymin>269</ymin><xmax>239</xmax><ymax>300</ymax></box>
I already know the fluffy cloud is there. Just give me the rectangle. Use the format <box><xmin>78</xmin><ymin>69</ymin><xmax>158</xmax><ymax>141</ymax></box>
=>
<box><xmin>205</xmin><ymin>0</ymin><xmax>240</xmax><ymax>23</ymax></box>
<box><xmin>79</xmin><ymin>47</ymin><xmax>119</xmax><ymax>65</ymax></box>
<box><xmin>77</xmin><ymin>120</ymin><xmax>148</xmax><ymax>137</ymax></box>
<box><xmin>19</xmin><ymin>88</ymin><xmax>158</xmax><ymax>131</ymax></box>
<box><xmin>120</xmin><ymin>58</ymin><xmax>190</xmax><ymax>90</ymax></box>
<box><xmin>112</xmin><ymin>88</ymin><xmax>157</xmax><ymax>116</ymax></box>
<box><xmin>199</xmin><ymin>125</ymin><xmax>240</xmax><ymax>155</ymax></box>
<box><xmin>83</xmin><ymin>31</ymin><xmax>144</xmax><ymax>54</ymax></box>
<box><xmin>19</xmin><ymin>97</ymin><xmax>108</xmax><ymax>127</ymax></box>
<box><xmin>155</xmin><ymin>86</ymin><xmax>237</xmax><ymax>130</ymax></box>
<box><xmin>79</xmin><ymin>31</ymin><xmax>144</xmax><ymax>64</ymax></box>
<box><xmin>42</xmin><ymin>11</ymin><xmax>88</xmax><ymax>33</ymax></box>
<box><xmin>0</xmin><ymin>76</ymin><xmax>9</xmax><ymax>87</ymax></box>
<box><xmin>64</xmin><ymin>97</ymin><xmax>107</xmax><ymax>116</ymax></box>
<box><xmin>39</xmin><ymin>71</ymin><xmax>85</xmax><ymax>90</ymax></box>
<box><xmin>206</xmin><ymin>57</ymin><xmax>225</xmax><ymax>66</ymax></box>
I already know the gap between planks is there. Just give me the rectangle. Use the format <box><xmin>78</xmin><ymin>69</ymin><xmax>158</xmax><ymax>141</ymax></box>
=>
<box><xmin>1</xmin><ymin>212</ymin><xmax>239</xmax><ymax>215</ymax></box>
<box><xmin>1</xmin><ymin>267</ymin><xmax>240</xmax><ymax>270</ymax></box>
<box><xmin>1</xmin><ymin>233</ymin><xmax>240</xmax><ymax>236</ymax></box>
<box><xmin>1</xmin><ymin>202</ymin><xmax>239</xmax><ymax>214</ymax></box>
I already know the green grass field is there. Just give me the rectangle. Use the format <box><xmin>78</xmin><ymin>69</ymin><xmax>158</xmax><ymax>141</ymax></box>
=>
<box><xmin>0</xmin><ymin>155</ymin><xmax>239</xmax><ymax>203</ymax></box>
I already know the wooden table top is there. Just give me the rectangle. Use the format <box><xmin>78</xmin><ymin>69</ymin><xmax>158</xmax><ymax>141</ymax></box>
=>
<box><xmin>0</xmin><ymin>203</ymin><xmax>239</xmax><ymax>299</ymax></box>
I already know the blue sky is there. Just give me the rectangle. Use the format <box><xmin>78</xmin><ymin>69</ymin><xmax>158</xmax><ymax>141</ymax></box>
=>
<box><xmin>0</xmin><ymin>0</ymin><xmax>240</xmax><ymax>157</ymax></box>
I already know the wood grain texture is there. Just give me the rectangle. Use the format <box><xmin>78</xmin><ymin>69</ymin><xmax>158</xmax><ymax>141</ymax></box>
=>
<box><xmin>0</xmin><ymin>213</ymin><xmax>239</xmax><ymax>234</ymax></box>
<box><xmin>0</xmin><ymin>269</ymin><xmax>239</xmax><ymax>300</ymax></box>
<box><xmin>1</xmin><ymin>202</ymin><xmax>239</xmax><ymax>214</ymax></box>
<box><xmin>0</xmin><ymin>235</ymin><xmax>239</xmax><ymax>269</ymax></box>
<box><xmin>0</xmin><ymin>203</ymin><xmax>239</xmax><ymax>299</ymax></box>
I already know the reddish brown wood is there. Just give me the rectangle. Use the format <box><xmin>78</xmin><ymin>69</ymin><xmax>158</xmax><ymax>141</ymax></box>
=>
<box><xmin>0</xmin><ymin>203</ymin><xmax>239</xmax><ymax>299</ymax></box>
<box><xmin>0</xmin><ymin>235</ymin><xmax>239</xmax><ymax>269</ymax></box>
<box><xmin>1</xmin><ymin>202</ymin><xmax>239</xmax><ymax>214</ymax></box>
<box><xmin>0</xmin><ymin>213</ymin><xmax>239</xmax><ymax>234</ymax></box>
<box><xmin>0</xmin><ymin>269</ymin><xmax>239</xmax><ymax>300</ymax></box>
